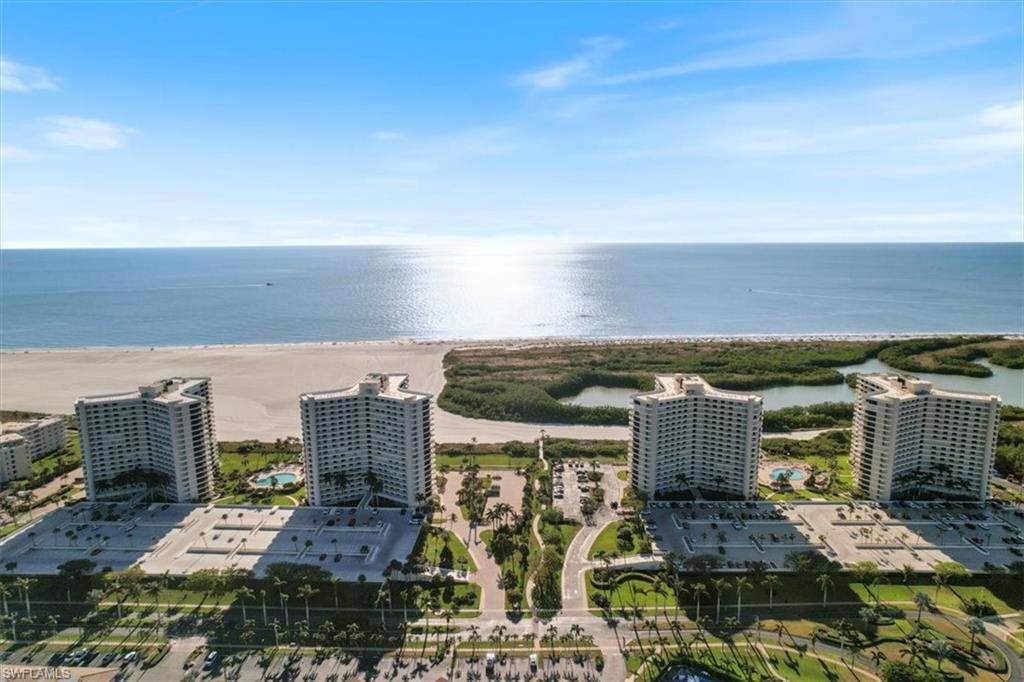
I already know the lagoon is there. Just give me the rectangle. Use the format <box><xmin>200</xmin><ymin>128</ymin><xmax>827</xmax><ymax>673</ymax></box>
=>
<box><xmin>557</xmin><ymin>357</ymin><xmax>1024</xmax><ymax>409</ymax></box>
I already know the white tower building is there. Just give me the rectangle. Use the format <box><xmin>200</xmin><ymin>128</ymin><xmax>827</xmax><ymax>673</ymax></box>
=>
<box><xmin>629</xmin><ymin>375</ymin><xmax>762</xmax><ymax>499</ymax></box>
<box><xmin>0</xmin><ymin>434</ymin><xmax>32</xmax><ymax>484</ymax></box>
<box><xmin>1</xmin><ymin>416</ymin><xmax>67</xmax><ymax>460</ymax></box>
<box><xmin>76</xmin><ymin>378</ymin><xmax>219</xmax><ymax>503</ymax></box>
<box><xmin>301</xmin><ymin>373</ymin><xmax>434</xmax><ymax>508</ymax></box>
<box><xmin>851</xmin><ymin>373</ymin><xmax>1000</xmax><ymax>501</ymax></box>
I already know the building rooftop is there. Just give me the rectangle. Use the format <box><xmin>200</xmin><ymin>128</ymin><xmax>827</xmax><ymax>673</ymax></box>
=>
<box><xmin>1</xmin><ymin>416</ymin><xmax>63</xmax><ymax>432</ymax></box>
<box><xmin>76</xmin><ymin>377</ymin><xmax>210</xmax><ymax>405</ymax></box>
<box><xmin>0</xmin><ymin>433</ymin><xmax>26</xmax><ymax>445</ymax></box>
<box><xmin>634</xmin><ymin>374</ymin><xmax>762</xmax><ymax>404</ymax></box>
<box><xmin>301</xmin><ymin>372</ymin><xmax>431</xmax><ymax>402</ymax></box>
<box><xmin>859</xmin><ymin>373</ymin><xmax>1000</xmax><ymax>402</ymax></box>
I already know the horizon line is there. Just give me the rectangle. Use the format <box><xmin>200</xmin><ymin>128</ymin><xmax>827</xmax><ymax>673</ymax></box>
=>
<box><xmin>2</xmin><ymin>240</ymin><xmax>1023</xmax><ymax>251</ymax></box>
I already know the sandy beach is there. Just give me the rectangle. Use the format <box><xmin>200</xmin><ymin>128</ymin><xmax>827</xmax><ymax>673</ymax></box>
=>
<box><xmin>2</xmin><ymin>334</ymin><xmax>1014</xmax><ymax>443</ymax></box>
<box><xmin>0</xmin><ymin>340</ymin><xmax>632</xmax><ymax>442</ymax></box>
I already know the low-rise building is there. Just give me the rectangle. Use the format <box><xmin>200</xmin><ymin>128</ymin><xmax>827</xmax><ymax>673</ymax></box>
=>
<box><xmin>301</xmin><ymin>373</ymin><xmax>434</xmax><ymax>508</ymax></box>
<box><xmin>1</xmin><ymin>416</ymin><xmax>66</xmax><ymax>460</ymax></box>
<box><xmin>0</xmin><ymin>434</ymin><xmax>32</xmax><ymax>484</ymax></box>
<box><xmin>630</xmin><ymin>375</ymin><xmax>762</xmax><ymax>499</ymax></box>
<box><xmin>851</xmin><ymin>373</ymin><xmax>1000</xmax><ymax>501</ymax></box>
<box><xmin>75</xmin><ymin>378</ymin><xmax>219</xmax><ymax>503</ymax></box>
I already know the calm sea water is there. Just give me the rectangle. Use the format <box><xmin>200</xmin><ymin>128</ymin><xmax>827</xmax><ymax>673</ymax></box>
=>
<box><xmin>1</xmin><ymin>243</ymin><xmax>1021</xmax><ymax>348</ymax></box>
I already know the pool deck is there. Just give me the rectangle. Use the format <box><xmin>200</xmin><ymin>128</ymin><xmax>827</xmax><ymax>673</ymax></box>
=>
<box><xmin>758</xmin><ymin>460</ymin><xmax>811</xmax><ymax>490</ymax></box>
<box><xmin>249</xmin><ymin>464</ymin><xmax>305</xmax><ymax>488</ymax></box>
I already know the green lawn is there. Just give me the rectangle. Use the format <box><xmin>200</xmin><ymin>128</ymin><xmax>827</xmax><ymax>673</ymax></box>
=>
<box><xmin>588</xmin><ymin>570</ymin><xmax>1022</xmax><ymax>617</ymax></box>
<box><xmin>436</xmin><ymin>452</ymin><xmax>537</xmax><ymax>470</ymax></box>
<box><xmin>587</xmin><ymin>521</ymin><xmax>641</xmax><ymax>560</ymax></box>
<box><xmin>617</xmin><ymin>469</ymin><xmax>629</xmax><ymax>481</ymax></box>
<box><xmin>214</xmin><ymin>491</ymin><xmax>304</xmax><ymax>506</ymax></box>
<box><xmin>218</xmin><ymin>450</ymin><xmax>297</xmax><ymax>475</ymax></box>
<box><xmin>31</xmin><ymin>432</ymin><xmax>81</xmax><ymax>476</ymax></box>
<box><xmin>414</xmin><ymin>528</ymin><xmax>477</xmax><ymax>572</ymax></box>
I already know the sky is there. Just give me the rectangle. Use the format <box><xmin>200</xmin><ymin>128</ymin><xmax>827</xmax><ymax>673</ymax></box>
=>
<box><xmin>1</xmin><ymin>1</ymin><xmax>1022</xmax><ymax>248</ymax></box>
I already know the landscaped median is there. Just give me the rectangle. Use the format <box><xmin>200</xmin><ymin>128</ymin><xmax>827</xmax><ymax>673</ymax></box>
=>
<box><xmin>409</xmin><ymin>526</ymin><xmax>478</xmax><ymax>573</ymax></box>
<box><xmin>621</xmin><ymin>610</ymin><xmax>1013</xmax><ymax>682</ymax></box>
<box><xmin>587</xmin><ymin>558</ymin><xmax>1022</xmax><ymax>679</ymax></box>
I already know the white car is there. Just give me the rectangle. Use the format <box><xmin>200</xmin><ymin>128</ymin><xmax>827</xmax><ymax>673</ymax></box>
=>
<box><xmin>485</xmin><ymin>652</ymin><xmax>496</xmax><ymax>670</ymax></box>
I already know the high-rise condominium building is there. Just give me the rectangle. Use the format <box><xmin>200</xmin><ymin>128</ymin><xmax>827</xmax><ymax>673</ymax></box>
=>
<box><xmin>1</xmin><ymin>416</ymin><xmax>66</xmax><ymax>460</ymax></box>
<box><xmin>301</xmin><ymin>373</ymin><xmax>433</xmax><ymax>508</ymax></box>
<box><xmin>630</xmin><ymin>375</ymin><xmax>763</xmax><ymax>499</ymax></box>
<box><xmin>76</xmin><ymin>378</ymin><xmax>219</xmax><ymax>503</ymax></box>
<box><xmin>851</xmin><ymin>374</ymin><xmax>1000</xmax><ymax>501</ymax></box>
<box><xmin>0</xmin><ymin>434</ymin><xmax>32</xmax><ymax>484</ymax></box>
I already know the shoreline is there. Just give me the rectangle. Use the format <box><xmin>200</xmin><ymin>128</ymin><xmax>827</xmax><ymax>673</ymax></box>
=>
<box><xmin>2</xmin><ymin>331</ymin><xmax>1019</xmax><ymax>354</ymax></box>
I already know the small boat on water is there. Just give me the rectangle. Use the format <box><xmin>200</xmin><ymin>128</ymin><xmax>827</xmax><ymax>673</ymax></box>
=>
<box><xmin>265</xmin><ymin>282</ymin><xmax>274</xmax><ymax>286</ymax></box>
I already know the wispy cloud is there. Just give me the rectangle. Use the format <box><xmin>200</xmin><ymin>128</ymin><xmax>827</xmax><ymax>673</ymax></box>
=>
<box><xmin>600</xmin><ymin>6</ymin><xmax>1005</xmax><ymax>86</ymax></box>
<box><xmin>372</xmin><ymin>130</ymin><xmax>404</xmax><ymax>141</ymax></box>
<box><xmin>516</xmin><ymin>37</ymin><xmax>623</xmax><ymax>91</ymax></box>
<box><xmin>0</xmin><ymin>57</ymin><xmax>58</xmax><ymax>92</ymax></box>
<box><xmin>43</xmin><ymin>117</ymin><xmax>133</xmax><ymax>150</ymax></box>
<box><xmin>0</xmin><ymin>144</ymin><xmax>37</xmax><ymax>161</ymax></box>
<box><xmin>928</xmin><ymin>100</ymin><xmax>1024</xmax><ymax>154</ymax></box>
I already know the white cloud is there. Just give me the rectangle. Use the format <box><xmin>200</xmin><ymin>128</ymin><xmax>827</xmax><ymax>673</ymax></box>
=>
<box><xmin>0</xmin><ymin>144</ymin><xmax>37</xmax><ymax>161</ymax></box>
<box><xmin>516</xmin><ymin>37</ymin><xmax>623</xmax><ymax>91</ymax></box>
<box><xmin>600</xmin><ymin>5</ymin><xmax>1004</xmax><ymax>86</ymax></box>
<box><xmin>372</xmin><ymin>130</ymin><xmax>404</xmax><ymax>141</ymax></box>
<box><xmin>929</xmin><ymin>100</ymin><xmax>1024</xmax><ymax>154</ymax></box>
<box><xmin>0</xmin><ymin>57</ymin><xmax>58</xmax><ymax>92</ymax></box>
<box><xmin>43</xmin><ymin>117</ymin><xmax>132</xmax><ymax>150</ymax></box>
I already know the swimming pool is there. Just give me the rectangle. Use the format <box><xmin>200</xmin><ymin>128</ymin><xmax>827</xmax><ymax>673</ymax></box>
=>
<box><xmin>254</xmin><ymin>472</ymin><xmax>298</xmax><ymax>488</ymax></box>
<box><xmin>769</xmin><ymin>467</ymin><xmax>805</xmax><ymax>482</ymax></box>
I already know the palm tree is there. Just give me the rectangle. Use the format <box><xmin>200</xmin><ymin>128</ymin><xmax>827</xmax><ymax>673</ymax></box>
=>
<box><xmin>711</xmin><ymin>578</ymin><xmax>730</xmax><ymax>622</ymax></box>
<box><xmin>0</xmin><ymin>582</ymin><xmax>10</xmax><ymax>617</ymax></box>
<box><xmin>236</xmin><ymin>586</ymin><xmax>254</xmax><ymax>623</ymax></box>
<box><xmin>899</xmin><ymin>564</ymin><xmax>915</xmax><ymax>585</ymax></box>
<box><xmin>733</xmin><ymin>576</ymin><xmax>751</xmax><ymax>619</ymax></box>
<box><xmin>967</xmin><ymin>617</ymin><xmax>986</xmax><ymax>653</ymax></box>
<box><xmin>14</xmin><ymin>578</ymin><xmax>34</xmax><ymax>619</ymax></box>
<box><xmin>930</xmin><ymin>638</ymin><xmax>952</xmax><ymax>672</ymax></box>
<box><xmin>466</xmin><ymin>624</ymin><xmax>480</xmax><ymax>659</ymax></box>
<box><xmin>259</xmin><ymin>588</ymin><xmax>268</xmax><ymax>625</ymax></box>
<box><xmin>546</xmin><ymin>624</ymin><xmax>559</xmax><ymax>660</ymax></box>
<box><xmin>690</xmin><ymin>582</ymin><xmax>707</xmax><ymax>621</ymax></box>
<box><xmin>296</xmin><ymin>584</ymin><xmax>317</xmax><ymax>624</ymax></box>
<box><xmin>569</xmin><ymin>623</ymin><xmax>585</xmax><ymax>658</ymax></box>
<box><xmin>763</xmin><ymin>574</ymin><xmax>780</xmax><ymax>610</ymax></box>
<box><xmin>913</xmin><ymin>591</ymin><xmax>933</xmax><ymax>623</ymax></box>
<box><xmin>816</xmin><ymin>573</ymin><xmax>834</xmax><ymax>608</ymax></box>
<box><xmin>869</xmin><ymin>649</ymin><xmax>887</xmax><ymax>668</ymax></box>
<box><xmin>375</xmin><ymin>586</ymin><xmax>389</xmax><ymax>626</ymax></box>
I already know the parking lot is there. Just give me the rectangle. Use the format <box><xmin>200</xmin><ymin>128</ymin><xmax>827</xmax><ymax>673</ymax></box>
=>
<box><xmin>552</xmin><ymin>462</ymin><xmax>624</xmax><ymax>522</ymax></box>
<box><xmin>642</xmin><ymin>499</ymin><xmax>1024</xmax><ymax>573</ymax></box>
<box><xmin>0</xmin><ymin>501</ymin><xmax>423</xmax><ymax>580</ymax></box>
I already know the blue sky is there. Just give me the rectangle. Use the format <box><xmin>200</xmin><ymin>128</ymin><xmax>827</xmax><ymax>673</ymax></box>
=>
<box><xmin>1</xmin><ymin>1</ymin><xmax>1022</xmax><ymax>247</ymax></box>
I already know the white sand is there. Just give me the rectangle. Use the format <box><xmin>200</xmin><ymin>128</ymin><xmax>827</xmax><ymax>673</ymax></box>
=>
<box><xmin>0</xmin><ymin>341</ymin><xmax>628</xmax><ymax>442</ymax></box>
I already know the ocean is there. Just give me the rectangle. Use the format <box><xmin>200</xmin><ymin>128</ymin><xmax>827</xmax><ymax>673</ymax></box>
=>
<box><xmin>1</xmin><ymin>243</ymin><xmax>1021</xmax><ymax>348</ymax></box>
